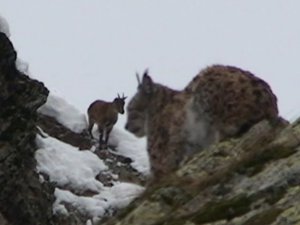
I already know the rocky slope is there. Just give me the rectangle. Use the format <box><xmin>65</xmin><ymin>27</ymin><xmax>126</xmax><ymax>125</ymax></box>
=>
<box><xmin>0</xmin><ymin>63</ymin><xmax>56</xmax><ymax>224</ymax></box>
<box><xmin>99</xmin><ymin>118</ymin><xmax>300</xmax><ymax>225</ymax></box>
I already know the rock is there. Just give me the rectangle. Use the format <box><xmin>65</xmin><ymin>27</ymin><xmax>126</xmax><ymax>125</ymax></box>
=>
<box><xmin>98</xmin><ymin>118</ymin><xmax>300</xmax><ymax>225</ymax></box>
<box><xmin>0</xmin><ymin>67</ymin><xmax>56</xmax><ymax>224</ymax></box>
<box><xmin>37</xmin><ymin>113</ymin><xmax>93</xmax><ymax>150</ymax></box>
<box><xmin>0</xmin><ymin>212</ymin><xmax>10</xmax><ymax>225</ymax></box>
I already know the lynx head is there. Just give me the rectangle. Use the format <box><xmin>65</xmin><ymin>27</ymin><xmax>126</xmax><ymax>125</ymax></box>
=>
<box><xmin>125</xmin><ymin>70</ymin><xmax>156</xmax><ymax>137</ymax></box>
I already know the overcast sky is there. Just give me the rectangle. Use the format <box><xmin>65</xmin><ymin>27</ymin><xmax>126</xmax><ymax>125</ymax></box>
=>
<box><xmin>1</xmin><ymin>1</ymin><xmax>300</xmax><ymax>127</ymax></box>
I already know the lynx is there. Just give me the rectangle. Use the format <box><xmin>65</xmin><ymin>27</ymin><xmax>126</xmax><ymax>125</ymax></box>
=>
<box><xmin>125</xmin><ymin>65</ymin><xmax>278</xmax><ymax>178</ymax></box>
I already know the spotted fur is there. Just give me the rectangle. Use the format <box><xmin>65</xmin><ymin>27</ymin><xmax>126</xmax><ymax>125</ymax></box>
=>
<box><xmin>126</xmin><ymin>65</ymin><xmax>279</xmax><ymax>178</ymax></box>
<box><xmin>185</xmin><ymin>65</ymin><xmax>278</xmax><ymax>140</ymax></box>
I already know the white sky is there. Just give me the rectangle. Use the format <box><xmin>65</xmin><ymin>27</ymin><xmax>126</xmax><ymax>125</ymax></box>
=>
<box><xmin>2</xmin><ymin>1</ymin><xmax>300</xmax><ymax>127</ymax></box>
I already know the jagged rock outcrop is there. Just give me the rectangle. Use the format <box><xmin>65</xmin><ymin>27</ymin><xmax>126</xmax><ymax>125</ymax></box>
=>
<box><xmin>37</xmin><ymin>113</ymin><xmax>93</xmax><ymax>150</ymax></box>
<box><xmin>0</xmin><ymin>66</ymin><xmax>55</xmax><ymax>224</ymax></box>
<box><xmin>99</xmin><ymin>119</ymin><xmax>300</xmax><ymax>225</ymax></box>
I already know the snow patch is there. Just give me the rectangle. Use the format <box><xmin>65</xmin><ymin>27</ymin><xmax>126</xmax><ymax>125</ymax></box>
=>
<box><xmin>0</xmin><ymin>15</ymin><xmax>30</xmax><ymax>74</ymax></box>
<box><xmin>53</xmin><ymin>182</ymin><xmax>144</xmax><ymax>220</ymax></box>
<box><xmin>89</xmin><ymin>125</ymin><xmax>150</xmax><ymax>175</ymax></box>
<box><xmin>109</xmin><ymin>128</ymin><xmax>150</xmax><ymax>175</ymax></box>
<box><xmin>96</xmin><ymin>182</ymin><xmax>145</xmax><ymax>209</ymax></box>
<box><xmin>36</xmin><ymin>133</ymin><xmax>145</xmax><ymax>221</ymax></box>
<box><xmin>54</xmin><ymin>188</ymin><xmax>107</xmax><ymax>218</ymax></box>
<box><xmin>16</xmin><ymin>58</ymin><xmax>30</xmax><ymax>74</ymax></box>
<box><xmin>0</xmin><ymin>14</ymin><xmax>10</xmax><ymax>37</ymax></box>
<box><xmin>35</xmin><ymin>135</ymin><xmax>107</xmax><ymax>193</ymax></box>
<box><xmin>38</xmin><ymin>94</ymin><xmax>88</xmax><ymax>133</ymax></box>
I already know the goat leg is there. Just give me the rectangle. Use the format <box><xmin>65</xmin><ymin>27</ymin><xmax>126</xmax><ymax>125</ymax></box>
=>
<box><xmin>98</xmin><ymin>127</ymin><xmax>105</xmax><ymax>149</ymax></box>
<box><xmin>99</xmin><ymin>128</ymin><xmax>109</xmax><ymax>149</ymax></box>
<box><xmin>104</xmin><ymin>127</ymin><xmax>113</xmax><ymax>149</ymax></box>
<box><xmin>87</xmin><ymin>122</ymin><xmax>94</xmax><ymax>138</ymax></box>
<box><xmin>103</xmin><ymin>128</ymin><xmax>109</xmax><ymax>149</ymax></box>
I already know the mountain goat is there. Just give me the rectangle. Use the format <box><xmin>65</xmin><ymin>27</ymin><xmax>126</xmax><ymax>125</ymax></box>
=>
<box><xmin>87</xmin><ymin>94</ymin><xmax>127</xmax><ymax>149</ymax></box>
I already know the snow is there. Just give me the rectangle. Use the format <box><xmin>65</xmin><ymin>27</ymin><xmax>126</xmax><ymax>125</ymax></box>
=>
<box><xmin>38</xmin><ymin>94</ymin><xmax>88</xmax><ymax>133</ymax></box>
<box><xmin>35</xmin><ymin>135</ymin><xmax>107</xmax><ymax>193</ymax></box>
<box><xmin>54</xmin><ymin>182</ymin><xmax>144</xmax><ymax>219</ymax></box>
<box><xmin>0</xmin><ymin>15</ymin><xmax>10</xmax><ymax>37</ymax></box>
<box><xmin>109</xmin><ymin>128</ymin><xmax>150</xmax><ymax>175</ymax></box>
<box><xmin>16</xmin><ymin>58</ymin><xmax>30</xmax><ymax>74</ymax></box>
<box><xmin>36</xmin><ymin>133</ymin><xmax>145</xmax><ymax>220</ymax></box>
<box><xmin>0</xmin><ymin>15</ymin><xmax>29</xmax><ymax>74</ymax></box>
<box><xmin>35</xmin><ymin>133</ymin><xmax>145</xmax><ymax>221</ymax></box>
<box><xmin>96</xmin><ymin>182</ymin><xmax>145</xmax><ymax>209</ymax></box>
<box><xmin>53</xmin><ymin>188</ymin><xmax>107</xmax><ymax>218</ymax></box>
